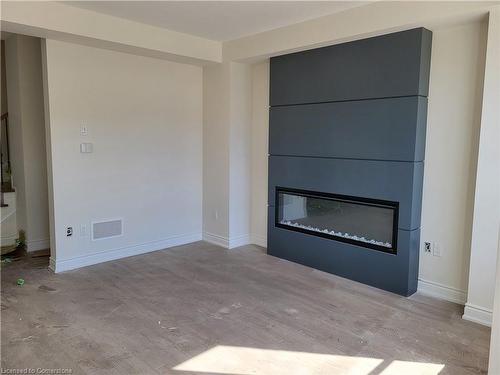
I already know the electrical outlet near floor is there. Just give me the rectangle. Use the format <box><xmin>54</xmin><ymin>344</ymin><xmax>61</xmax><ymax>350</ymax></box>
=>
<box><xmin>424</xmin><ymin>241</ymin><xmax>432</xmax><ymax>253</ymax></box>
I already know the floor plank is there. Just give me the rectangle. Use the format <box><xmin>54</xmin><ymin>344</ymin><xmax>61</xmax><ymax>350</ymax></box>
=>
<box><xmin>1</xmin><ymin>241</ymin><xmax>491</xmax><ymax>374</ymax></box>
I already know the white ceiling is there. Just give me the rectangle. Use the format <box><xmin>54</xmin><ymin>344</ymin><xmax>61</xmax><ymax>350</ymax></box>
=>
<box><xmin>64</xmin><ymin>1</ymin><xmax>367</xmax><ymax>41</ymax></box>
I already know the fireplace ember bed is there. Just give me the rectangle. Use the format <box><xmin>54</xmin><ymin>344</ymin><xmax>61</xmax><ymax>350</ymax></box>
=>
<box><xmin>276</xmin><ymin>188</ymin><xmax>399</xmax><ymax>254</ymax></box>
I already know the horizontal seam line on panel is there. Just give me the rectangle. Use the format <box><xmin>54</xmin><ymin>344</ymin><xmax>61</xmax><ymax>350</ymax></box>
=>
<box><xmin>270</xmin><ymin>154</ymin><xmax>424</xmax><ymax>163</ymax></box>
<box><xmin>270</xmin><ymin>95</ymin><xmax>428</xmax><ymax>108</ymax></box>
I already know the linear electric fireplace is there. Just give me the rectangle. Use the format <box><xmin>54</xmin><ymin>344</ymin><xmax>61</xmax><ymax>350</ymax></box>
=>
<box><xmin>276</xmin><ymin>188</ymin><xmax>398</xmax><ymax>254</ymax></box>
<box><xmin>267</xmin><ymin>28</ymin><xmax>432</xmax><ymax>296</ymax></box>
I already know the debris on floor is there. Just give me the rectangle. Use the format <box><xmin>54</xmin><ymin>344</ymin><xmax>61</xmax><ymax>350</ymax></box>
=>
<box><xmin>16</xmin><ymin>278</ymin><xmax>25</xmax><ymax>286</ymax></box>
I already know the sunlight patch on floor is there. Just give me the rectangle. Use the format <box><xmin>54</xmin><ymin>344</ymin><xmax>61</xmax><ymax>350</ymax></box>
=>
<box><xmin>172</xmin><ymin>345</ymin><xmax>445</xmax><ymax>375</ymax></box>
<box><xmin>379</xmin><ymin>360</ymin><xmax>445</xmax><ymax>375</ymax></box>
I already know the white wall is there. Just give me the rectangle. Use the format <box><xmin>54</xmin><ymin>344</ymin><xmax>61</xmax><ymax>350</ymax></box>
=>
<box><xmin>203</xmin><ymin>63</ymin><xmax>231</xmax><ymax>242</ymax></box>
<box><xmin>5</xmin><ymin>34</ymin><xmax>50</xmax><ymax>252</ymax></box>
<box><xmin>490</xmin><ymin>228</ymin><xmax>500</xmax><ymax>374</ymax></box>
<box><xmin>465</xmin><ymin>7</ymin><xmax>500</xmax><ymax>327</ymax></box>
<box><xmin>250</xmin><ymin>62</ymin><xmax>269</xmax><ymax>247</ymax></box>
<box><xmin>228</xmin><ymin>63</ymin><xmax>252</xmax><ymax>245</ymax></box>
<box><xmin>202</xmin><ymin>62</ymin><xmax>253</xmax><ymax>248</ymax></box>
<box><xmin>1</xmin><ymin>40</ymin><xmax>7</xmax><ymax>114</ymax></box>
<box><xmin>419</xmin><ymin>21</ymin><xmax>487</xmax><ymax>303</ymax></box>
<box><xmin>486</xmin><ymin>7</ymin><xmax>500</xmax><ymax>369</ymax></box>
<box><xmin>249</xmin><ymin>20</ymin><xmax>488</xmax><ymax>301</ymax></box>
<box><xmin>2</xmin><ymin>1</ymin><xmax>221</xmax><ymax>65</ymax></box>
<box><xmin>224</xmin><ymin>1</ymin><xmax>493</xmax><ymax>62</ymax></box>
<box><xmin>43</xmin><ymin>40</ymin><xmax>203</xmax><ymax>271</ymax></box>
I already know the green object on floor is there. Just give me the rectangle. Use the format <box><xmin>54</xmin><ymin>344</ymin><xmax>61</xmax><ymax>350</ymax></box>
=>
<box><xmin>16</xmin><ymin>278</ymin><xmax>24</xmax><ymax>286</ymax></box>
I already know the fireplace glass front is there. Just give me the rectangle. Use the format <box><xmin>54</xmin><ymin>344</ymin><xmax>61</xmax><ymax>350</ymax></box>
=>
<box><xmin>276</xmin><ymin>188</ymin><xmax>398</xmax><ymax>253</ymax></box>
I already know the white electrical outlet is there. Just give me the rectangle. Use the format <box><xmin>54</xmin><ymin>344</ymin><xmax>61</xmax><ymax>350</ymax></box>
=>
<box><xmin>214</xmin><ymin>210</ymin><xmax>219</xmax><ymax>220</ymax></box>
<box><xmin>80</xmin><ymin>224</ymin><xmax>88</xmax><ymax>237</ymax></box>
<box><xmin>432</xmin><ymin>242</ymin><xmax>442</xmax><ymax>257</ymax></box>
<box><xmin>81</xmin><ymin>124</ymin><xmax>88</xmax><ymax>136</ymax></box>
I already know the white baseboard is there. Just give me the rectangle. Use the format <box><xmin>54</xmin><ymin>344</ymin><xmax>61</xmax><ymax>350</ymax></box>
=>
<box><xmin>418</xmin><ymin>281</ymin><xmax>492</xmax><ymax>327</ymax></box>
<box><xmin>27</xmin><ymin>238</ymin><xmax>50</xmax><ymax>252</ymax></box>
<box><xmin>203</xmin><ymin>232</ymin><xmax>229</xmax><ymax>248</ymax></box>
<box><xmin>48</xmin><ymin>257</ymin><xmax>56</xmax><ymax>272</ymax></box>
<box><xmin>250</xmin><ymin>234</ymin><xmax>267</xmax><ymax>248</ymax></box>
<box><xmin>229</xmin><ymin>234</ymin><xmax>251</xmax><ymax>248</ymax></box>
<box><xmin>202</xmin><ymin>232</ymin><xmax>266</xmax><ymax>248</ymax></box>
<box><xmin>202</xmin><ymin>232</ymin><xmax>252</xmax><ymax>249</ymax></box>
<box><xmin>53</xmin><ymin>232</ymin><xmax>202</xmax><ymax>273</ymax></box>
<box><xmin>463</xmin><ymin>303</ymin><xmax>493</xmax><ymax>327</ymax></box>
<box><xmin>417</xmin><ymin>278</ymin><xmax>467</xmax><ymax>305</ymax></box>
<box><xmin>202</xmin><ymin>232</ymin><xmax>267</xmax><ymax>249</ymax></box>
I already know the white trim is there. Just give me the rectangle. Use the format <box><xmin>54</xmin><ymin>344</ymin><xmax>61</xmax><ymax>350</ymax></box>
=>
<box><xmin>48</xmin><ymin>257</ymin><xmax>56</xmax><ymax>272</ymax></box>
<box><xmin>27</xmin><ymin>238</ymin><xmax>50</xmax><ymax>252</ymax></box>
<box><xmin>202</xmin><ymin>232</ymin><xmax>253</xmax><ymax>249</ymax></box>
<box><xmin>417</xmin><ymin>278</ymin><xmax>467</xmax><ymax>305</ymax></box>
<box><xmin>250</xmin><ymin>234</ymin><xmax>267</xmax><ymax>248</ymax></box>
<box><xmin>203</xmin><ymin>232</ymin><xmax>229</xmax><ymax>248</ymax></box>
<box><xmin>53</xmin><ymin>232</ymin><xmax>201</xmax><ymax>273</ymax></box>
<box><xmin>228</xmin><ymin>234</ymin><xmax>251</xmax><ymax>249</ymax></box>
<box><xmin>463</xmin><ymin>303</ymin><xmax>493</xmax><ymax>327</ymax></box>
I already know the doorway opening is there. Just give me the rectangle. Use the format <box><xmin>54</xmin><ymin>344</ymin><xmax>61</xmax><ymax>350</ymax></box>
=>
<box><xmin>1</xmin><ymin>33</ymin><xmax>51</xmax><ymax>265</ymax></box>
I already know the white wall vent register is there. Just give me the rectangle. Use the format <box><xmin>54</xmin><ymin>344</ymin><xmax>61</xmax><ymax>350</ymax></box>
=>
<box><xmin>92</xmin><ymin>219</ymin><xmax>123</xmax><ymax>240</ymax></box>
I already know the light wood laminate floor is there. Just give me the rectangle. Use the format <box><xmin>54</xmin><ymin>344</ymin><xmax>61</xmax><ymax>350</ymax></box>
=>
<box><xmin>1</xmin><ymin>242</ymin><xmax>491</xmax><ymax>374</ymax></box>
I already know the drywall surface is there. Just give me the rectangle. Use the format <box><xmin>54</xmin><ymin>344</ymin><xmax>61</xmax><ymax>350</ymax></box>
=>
<box><xmin>202</xmin><ymin>62</ymin><xmax>252</xmax><ymax>248</ymax></box>
<box><xmin>5</xmin><ymin>34</ymin><xmax>49</xmax><ymax>251</ymax></box>
<box><xmin>1</xmin><ymin>40</ymin><xmax>7</xmax><ymax>114</ymax></box>
<box><xmin>228</xmin><ymin>62</ymin><xmax>252</xmax><ymax>245</ymax></box>
<box><xmin>41</xmin><ymin>39</ymin><xmax>57</xmax><ymax>261</ymax></box>
<box><xmin>1</xmin><ymin>1</ymin><xmax>221</xmax><ymax>65</ymax></box>
<box><xmin>486</xmin><ymin>6</ymin><xmax>500</xmax><ymax>368</ymax></box>
<box><xmin>250</xmin><ymin>62</ymin><xmax>269</xmax><ymax>247</ymax></box>
<box><xmin>250</xmin><ymin>20</ymin><xmax>487</xmax><ymax>300</ymax></box>
<box><xmin>419</xmin><ymin>21</ymin><xmax>487</xmax><ymax>301</ymax></box>
<box><xmin>224</xmin><ymin>1</ymin><xmax>492</xmax><ymax>62</ymax></box>
<box><xmin>490</xmin><ymin>227</ymin><xmax>500</xmax><ymax>374</ymax></box>
<box><xmin>43</xmin><ymin>39</ymin><xmax>203</xmax><ymax>269</ymax></box>
<box><xmin>465</xmin><ymin>7</ymin><xmax>500</xmax><ymax>326</ymax></box>
<box><xmin>203</xmin><ymin>62</ymin><xmax>231</xmax><ymax>241</ymax></box>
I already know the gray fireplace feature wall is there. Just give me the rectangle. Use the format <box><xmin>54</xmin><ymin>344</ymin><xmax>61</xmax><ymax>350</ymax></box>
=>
<box><xmin>267</xmin><ymin>28</ymin><xmax>432</xmax><ymax>296</ymax></box>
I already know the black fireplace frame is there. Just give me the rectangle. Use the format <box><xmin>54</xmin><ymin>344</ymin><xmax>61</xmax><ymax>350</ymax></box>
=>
<box><xmin>275</xmin><ymin>187</ymin><xmax>399</xmax><ymax>254</ymax></box>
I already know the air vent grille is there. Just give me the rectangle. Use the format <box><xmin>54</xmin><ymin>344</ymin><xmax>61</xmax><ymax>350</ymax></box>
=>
<box><xmin>92</xmin><ymin>219</ymin><xmax>123</xmax><ymax>240</ymax></box>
